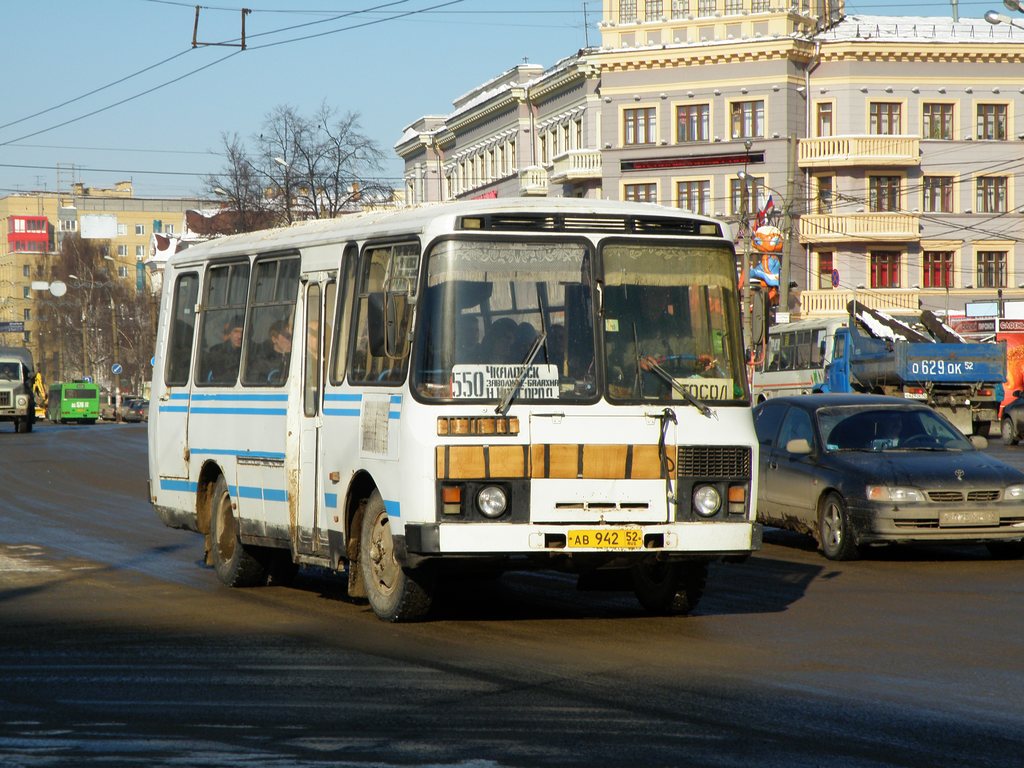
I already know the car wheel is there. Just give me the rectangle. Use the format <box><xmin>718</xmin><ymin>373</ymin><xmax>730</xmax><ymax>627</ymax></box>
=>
<box><xmin>359</xmin><ymin>491</ymin><xmax>434</xmax><ymax>622</ymax></box>
<box><xmin>1001</xmin><ymin>418</ymin><xmax>1019</xmax><ymax>447</ymax></box>
<box><xmin>986</xmin><ymin>541</ymin><xmax>1024</xmax><ymax>560</ymax></box>
<box><xmin>818</xmin><ymin>492</ymin><xmax>859</xmax><ymax>561</ymax></box>
<box><xmin>210</xmin><ymin>475</ymin><xmax>268</xmax><ymax>588</ymax></box>
<box><xmin>631</xmin><ymin>558</ymin><xmax>707</xmax><ymax>615</ymax></box>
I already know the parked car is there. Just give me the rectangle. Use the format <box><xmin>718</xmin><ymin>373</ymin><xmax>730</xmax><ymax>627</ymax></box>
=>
<box><xmin>753</xmin><ymin>394</ymin><xmax>1024</xmax><ymax>561</ymax></box>
<box><xmin>124</xmin><ymin>399</ymin><xmax>149</xmax><ymax>423</ymax></box>
<box><xmin>1000</xmin><ymin>390</ymin><xmax>1024</xmax><ymax>446</ymax></box>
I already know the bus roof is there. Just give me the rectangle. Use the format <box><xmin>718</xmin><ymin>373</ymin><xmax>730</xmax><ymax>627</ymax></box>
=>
<box><xmin>165</xmin><ymin>197</ymin><xmax>727</xmax><ymax>268</ymax></box>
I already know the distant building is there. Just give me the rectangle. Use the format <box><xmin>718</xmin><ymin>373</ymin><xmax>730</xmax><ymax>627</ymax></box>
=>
<box><xmin>0</xmin><ymin>181</ymin><xmax>210</xmax><ymax>362</ymax></box>
<box><xmin>396</xmin><ymin>2</ymin><xmax>1024</xmax><ymax>319</ymax></box>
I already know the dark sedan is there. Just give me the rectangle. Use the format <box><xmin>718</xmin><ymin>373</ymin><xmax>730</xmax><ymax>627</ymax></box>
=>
<box><xmin>754</xmin><ymin>394</ymin><xmax>1024</xmax><ymax>560</ymax></box>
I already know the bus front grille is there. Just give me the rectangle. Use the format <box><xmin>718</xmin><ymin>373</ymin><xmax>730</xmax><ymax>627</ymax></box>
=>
<box><xmin>676</xmin><ymin>446</ymin><xmax>751</xmax><ymax>480</ymax></box>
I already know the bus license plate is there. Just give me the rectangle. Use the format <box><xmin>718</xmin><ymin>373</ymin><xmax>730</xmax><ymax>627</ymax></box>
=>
<box><xmin>567</xmin><ymin>528</ymin><xmax>642</xmax><ymax>549</ymax></box>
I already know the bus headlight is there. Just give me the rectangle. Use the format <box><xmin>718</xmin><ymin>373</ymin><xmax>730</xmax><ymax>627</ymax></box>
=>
<box><xmin>692</xmin><ymin>485</ymin><xmax>721</xmax><ymax>517</ymax></box>
<box><xmin>15</xmin><ymin>395</ymin><xmax>28</xmax><ymax>408</ymax></box>
<box><xmin>476</xmin><ymin>486</ymin><xmax>508</xmax><ymax>519</ymax></box>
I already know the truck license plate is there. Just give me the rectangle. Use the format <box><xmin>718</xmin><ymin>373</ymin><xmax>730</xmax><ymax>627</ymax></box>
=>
<box><xmin>567</xmin><ymin>528</ymin><xmax>642</xmax><ymax>549</ymax></box>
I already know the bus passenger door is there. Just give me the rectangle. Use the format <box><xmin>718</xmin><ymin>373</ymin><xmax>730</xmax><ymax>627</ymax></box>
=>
<box><xmin>294</xmin><ymin>277</ymin><xmax>334</xmax><ymax>556</ymax></box>
<box><xmin>155</xmin><ymin>271</ymin><xmax>199</xmax><ymax>479</ymax></box>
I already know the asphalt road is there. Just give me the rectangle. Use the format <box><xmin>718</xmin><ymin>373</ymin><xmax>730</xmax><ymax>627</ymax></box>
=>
<box><xmin>1</xmin><ymin>422</ymin><xmax>1023</xmax><ymax>767</ymax></box>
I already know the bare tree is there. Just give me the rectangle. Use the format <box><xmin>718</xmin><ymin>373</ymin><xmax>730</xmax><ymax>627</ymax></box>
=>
<box><xmin>206</xmin><ymin>105</ymin><xmax>392</xmax><ymax>232</ymax></box>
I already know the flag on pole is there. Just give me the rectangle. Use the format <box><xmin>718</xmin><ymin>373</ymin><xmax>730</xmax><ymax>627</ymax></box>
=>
<box><xmin>756</xmin><ymin>194</ymin><xmax>775</xmax><ymax>227</ymax></box>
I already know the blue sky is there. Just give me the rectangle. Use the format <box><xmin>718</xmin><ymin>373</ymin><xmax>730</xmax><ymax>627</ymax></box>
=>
<box><xmin>0</xmin><ymin>0</ymin><xmax>1006</xmax><ymax>199</ymax></box>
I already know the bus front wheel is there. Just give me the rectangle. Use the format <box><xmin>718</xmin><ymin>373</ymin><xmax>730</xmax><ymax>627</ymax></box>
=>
<box><xmin>631</xmin><ymin>558</ymin><xmax>707</xmax><ymax>615</ymax></box>
<box><xmin>210</xmin><ymin>475</ymin><xmax>268</xmax><ymax>588</ymax></box>
<box><xmin>359</xmin><ymin>491</ymin><xmax>434</xmax><ymax>622</ymax></box>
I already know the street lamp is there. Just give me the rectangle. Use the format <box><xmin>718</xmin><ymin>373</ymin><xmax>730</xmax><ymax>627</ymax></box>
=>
<box><xmin>985</xmin><ymin>7</ymin><xmax>1024</xmax><ymax>29</ymax></box>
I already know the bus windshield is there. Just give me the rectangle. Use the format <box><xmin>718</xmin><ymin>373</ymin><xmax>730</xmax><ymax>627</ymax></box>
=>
<box><xmin>413</xmin><ymin>238</ymin><xmax>596</xmax><ymax>402</ymax></box>
<box><xmin>601</xmin><ymin>242</ymin><xmax>747</xmax><ymax>403</ymax></box>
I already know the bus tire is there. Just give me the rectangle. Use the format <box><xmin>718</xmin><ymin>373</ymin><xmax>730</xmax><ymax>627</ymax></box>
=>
<box><xmin>15</xmin><ymin>417</ymin><xmax>31</xmax><ymax>433</ymax></box>
<box><xmin>210</xmin><ymin>475</ymin><xmax>268</xmax><ymax>588</ymax></box>
<box><xmin>631</xmin><ymin>558</ymin><xmax>707</xmax><ymax>615</ymax></box>
<box><xmin>359</xmin><ymin>491</ymin><xmax>433</xmax><ymax>622</ymax></box>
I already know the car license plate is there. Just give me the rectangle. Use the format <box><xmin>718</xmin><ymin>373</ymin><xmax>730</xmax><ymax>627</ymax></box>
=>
<box><xmin>939</xmin><ymin>510</ymin><xmax>999</xmax><ymax>527</ymax></box>
<box><xmin>567</xmin><ymin>528</ymin><xmax>642</xmax><ymax>549</ymax></box>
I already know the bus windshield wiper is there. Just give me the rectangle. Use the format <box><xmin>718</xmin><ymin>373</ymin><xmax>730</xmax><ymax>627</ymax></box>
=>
<box><xmin>496</xmin><ymin>331</ymin><xmax>548</xmax><ymax>416</ymax></box>
<box><xmin>642</xmin><ymin>357</ymin><xmax>717</xmax><ymax>419</ymax></box>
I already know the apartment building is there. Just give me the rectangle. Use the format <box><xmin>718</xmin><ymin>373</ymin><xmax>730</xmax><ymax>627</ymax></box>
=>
<box><xmin>396</xmin><ymin>2</ymin><xmax>1024</xmax><ymax>318</ymax></box>
<box><xmin>0</xmin><ymin>181</ymin><xmax>208</xmax><ymax>368</ymax></box>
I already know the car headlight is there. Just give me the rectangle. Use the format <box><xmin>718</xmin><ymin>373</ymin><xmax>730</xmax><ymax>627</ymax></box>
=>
<box><xmin>866</xmin><ymin>485</ymin><xmax>924</xmax><ymax>503</ymax></box>
<box><xmin>692</xmin><ymin>485</ymin><xmax>722</xmax><ymax>517</ymax></box>
<box><xmin>1003</xmin><ymin>484</ymin><xmax>1024</xmax><ymax>500</ymax></box>
<box><xmin>476</xmin><ymin>486</ymin><xmax>508</xmax><ymax>519</ymax></box>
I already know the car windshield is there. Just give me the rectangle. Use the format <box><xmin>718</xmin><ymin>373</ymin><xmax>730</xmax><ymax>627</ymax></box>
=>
<box><xmin>818</xmin><ymin>405</ymin><xmax>973</xmax><ymax>452</ymax></box>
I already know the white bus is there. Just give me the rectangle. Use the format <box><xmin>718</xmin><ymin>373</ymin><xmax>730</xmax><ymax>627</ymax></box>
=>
<box><xmin>148</xmin><ymin>198</ymin><xmax>760</xmax><ymax>621</ymax></box>
<box><xmin>752</xmin><ymin>316</ymin><xmax>846</xmax><ymax>401</ymax></box>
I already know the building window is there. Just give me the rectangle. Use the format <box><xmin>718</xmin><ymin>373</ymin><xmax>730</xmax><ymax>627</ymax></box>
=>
<box><xmin>977</xmin><ymin>104</ymin><xmax>1007</xmax><ymax>140</ymax></box>
<box><xmin>730</xmin><ymin>100</ymin><xmax>764</xmax><ymax>139</ymax></box>
<box><xmin>730</xmin><ymin>176</ymin><xmax>763</xmax><ymax>218</ymax></box>
<box><xmin>117</xmin><ymin>244</ymin><xmax>128</xmax><ymax>257</ymax></box>
<box><xmin>624</xmin><ymin>107</ymin><xmax>657</xmax><ymax>145</ymax></box>
<box><xmin>676</xmin><ymin>180</ymin><xmax>711</xmax><ymax>214</ymax></box>
<box><xmin>23</xmin><ymin>265</ymin><xmax>30</xmax><ymax>277</ymax></box>
<box><xmin>870</xmin><ymin>252</ymin><xmax>901</xmax><ymax>288</ymax></box>
<box><xmin>118</xmin><ymin>266</ymin><xmax>129</xmax><ymax>279</ymax></box>
<box><xmin>869</xmin><ymin>176</ymin><xmax>901</xmax><ymax>212</ymax></box>
<box><xmin>671</xmin><ymin>0</ymin><xmax>690</xmax><ymax>17</ymax></box>
<box><xmin>136</xmin><ymin>245</ymin><xmax>146</xmax><ymax>258</ymax></box>
<box><xmin>697</xmin><ymin>0</ymin><xmax>715</xmax><ymax>15</ymax></box>
<box><xmin>60</xmin><ymin>219</ymin><xmax>77</xmax><ymax>232</ymax></box>
<box><xmin>816</xmin><ymin>176</ymin><xmax>833</xmax><ymax>214</ymax></box>
<box><xmin>725</xmin><ymin>0</ymin><xmax>743</xmax><ymax>12</ymax></box>
<box><xmin>923</xmin><ymin>251</ymin><xmax>953</xmax><ymax>288</ymax></box>
<box><xmin>166</xmin><ymin>224</ymin><xmax>175</xmax><ymax>234</ymax></box>
<box><xmin>676</xmin><ymin>104</ymin><xmax>709</xmax><ymax>142</ymax></box>
<box><xmin>619</xmin><ymin>0</ymin><xmax>637</xmax><ymax>22</ymax></box>
<box><xmin>117</xmin><ymin>223</ymin><xmax>128</xmax><ymax>236</ymax></box>
<box><xmin>869</xmin><ymin>102</ymin><xmax>901</xmax><ymax>135</ymax></box>
<box><xmin>922</xmin><ymin>103</ymin><xmax>954</xmax><ymax>140</ymax></box>
<box><xmin>646</xmin><ymin>0</ymin><xmax>664</xmax><ymax>20</ymax></box>
<box><xmin>923</xmin><ymin>176</ymin><xmax>954</xmax><ymax>213</ymax></box>
<box><xmin>977</xmin><ymin>177</ymin><xmax>1008</xmax><ymax>213</ymax></box>
<box><xmin>751</xmin><ymin>0</ymin><xmax>770</xmax><ymax>10</ymax></box>
<box><xmin>818</xmin><ymin>252</ymin><xmax>834</xmax><ymax>289</ymax></box>
<box><xmin>624</xmin><ymin>183</ymin><xmax>657</xmax><ymax>202</ymax></box>
<box><xmin>816</xmin><ymin>103</ymin><xmax>833</xmax><ymax>137</ymax></box>
<box><xmin>23</xmin><ymin>286</ymin><xmax>31</xmax><ymax>299</ymax></box>
<box><xmin>135</xmin><ymin>223</ymin><xmax>145</xmax><ymax>236</ymax></box>
<box><xmin>976</xmin><ymin>251</ymin><xmax>1006</xmax><ymax>288</ymax></box>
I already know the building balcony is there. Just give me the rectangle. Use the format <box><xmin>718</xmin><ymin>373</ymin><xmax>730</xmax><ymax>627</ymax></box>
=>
<box><xmin>548</xmin><ymin>150</ymin><xmax>603</xmax><ymax>184</ymax></box>
<box><xmin>799</xmin><ymin>288</ymin><xmax>921</xmax><ymax>316</ymax></box>
<box><xmin>798</xmin><ymin>135</ymin><xmax>920</xmax><ymax>169</ymax></box>
<box><xmin>798</xmin><ymin>212</ymin><xmax>920</xmax><ymax>244</ymax></box>
<box><xmin>518</xmin><ymin>165</ymin><xmax>549</xmax><ymax>196</ymax></box>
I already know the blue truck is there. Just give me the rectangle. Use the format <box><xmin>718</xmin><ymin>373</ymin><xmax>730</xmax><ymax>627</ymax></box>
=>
<box><xmin>822</xmin><ymin>305</ymin><xmax>1006</xmax><ymax>436</ymax></box>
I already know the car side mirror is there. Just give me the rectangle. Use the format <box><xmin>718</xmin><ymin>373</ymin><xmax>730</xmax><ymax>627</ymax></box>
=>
<box><xmin>969</xmin><ymin>435</ymin><xmax>988</xmax><ymax>450</ymax></box>
<box><xmin>785</xmin><ymin>437</ymin><xmax>813</xmax><ymax>455</ymax></box>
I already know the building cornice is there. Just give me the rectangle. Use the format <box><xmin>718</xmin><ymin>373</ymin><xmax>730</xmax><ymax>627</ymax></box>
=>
<box><xmin>589</xmin><ymin>38</ymin><xmax>816</xmax><ymax>71</ymax></box>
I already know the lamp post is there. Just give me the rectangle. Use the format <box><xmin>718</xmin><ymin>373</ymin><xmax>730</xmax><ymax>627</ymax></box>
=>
<box><xmin>985</xmin><ymin>1</ymin><xmax>1024</xmax><ymax>29</ymax></box>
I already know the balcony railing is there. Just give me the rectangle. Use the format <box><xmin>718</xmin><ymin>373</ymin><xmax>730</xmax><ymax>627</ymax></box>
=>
<box><xmin>518</xmin><ymin>166</ymin><xmax>549</xmax><ymax>196</ymax></box>
<box><xmin>548</xmin><ymin>150</ymin><xmax>603</xmax><ymax>183</ymax></box>
<box><xmin>799</xmin><ymin>289</ymin><xmax>921</xmax><ymax>316</ymax></box>
<box><xmin>798</xmin><ymin>135</ymin><xmax>920</xmax><ymax>168</ymax></box>
<box><xmin>798</xmin><ymin>212</ymin><xmax>920</xmax><ymax>244</ymax></box>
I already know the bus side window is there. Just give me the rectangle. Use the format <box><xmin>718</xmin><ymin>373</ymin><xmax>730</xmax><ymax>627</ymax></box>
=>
<box><xmin>165</xmin><ymin>272</ymin><xmax>199</xmax><ymax>386</ymax></box>
<box><xmin>331</xmin><ymin>245</ymin><xmax>358</xmax><ymax>384</ymax></box>
<box><xmin>196</xmin><ymin>261</ymin><xmax>250</xmax><ymax>386</ymax></box>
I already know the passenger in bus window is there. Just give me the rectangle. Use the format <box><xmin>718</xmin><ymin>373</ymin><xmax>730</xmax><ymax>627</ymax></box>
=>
<box><xmin>480</xmin><ymin>317</ymin><xmax>518</xmax><ymax>362</ymax></box>
<box><xmin>206</xmin><ymin>315</ymin><xmax>244</xmax><ymax>383</ymax></box>
<box><xmin>262</xmin><ymin>320</ymin><xmax>292</xmax><ymax>383</ymax></box>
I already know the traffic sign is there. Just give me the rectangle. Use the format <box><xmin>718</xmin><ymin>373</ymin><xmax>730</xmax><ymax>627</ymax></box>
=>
<box><xmin>112</xmin><ymin>363</ymin><xmax>123</xmax><ymax>375</ymax></box>
<box><xmin>0</xmin><ymin>321</ymin><xmax>25</xmax><ymax>333</ymax></box>
<box><xmin>831</xmin><ymin>268</ymin><xmax>840</xmax><ymax>288</ymax></box>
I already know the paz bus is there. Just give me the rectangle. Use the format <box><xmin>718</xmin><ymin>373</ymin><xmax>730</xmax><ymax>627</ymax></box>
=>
<box><xmin>148</xmin><ymin>198</ymin><xmax>761</xmax><ymax>621</ymax></box>
<box><xmin>47</xmin><ymin>380</ymin><xmax>100</xmax><ymax>423</ymax></box>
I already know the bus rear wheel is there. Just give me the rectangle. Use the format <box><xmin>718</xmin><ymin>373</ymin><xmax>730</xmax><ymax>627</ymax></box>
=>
<box><xmin>631</xmin><ymin>558</ymin><xmax>707</xmax><ymax>615</ymax></box>
<box><xmin>210</xmin><ymin>475</ymin><xmax>268</xmax><ymax>588</ymax></box>
<box><xmin>359</xmin><ymin>491</ymin><xmax>433</xmax><ymax>622</ymax></box>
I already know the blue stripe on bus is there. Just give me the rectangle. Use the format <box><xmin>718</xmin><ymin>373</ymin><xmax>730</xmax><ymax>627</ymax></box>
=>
<box><xmin>159</xmin><ymin>478</ymin><xmax>198</xmax><ymax>493</ymax></box>
<box><xmin>323</xmin><ymin>408</ymin><xmax>360</xmax><ymax>417</ymax></box>
<box><xmin>389</xmin><ymin>411</ymin><xmax>400</xmax><ymax>420</ymax></box>
<box><xmin>384</xmin><ymin>500</ymin><xmax>400</xmax><ymax>518</ymax></box>
<box><xmin>190</xmin><ymin>447</ymin><xmax>286</xmax><ymax>460</ymax></box>
<box><xmin>325</xmin><ymin>393</ymin><xmax>362</xmax><ymax>402</ymax></box>
<box><xmin>159</xmin><ymin>405</ymin><xmax>189</xmax><ymax>413</ymax></box>
<box><xmin>190</xmin><ymin>393</ymin><xmax>290</xmax><ymax>402</ymax></box>
<box><xmin>188</xmin><ymin>406</ymin><xmax>287</xmax><ymax>416</ymax></box>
